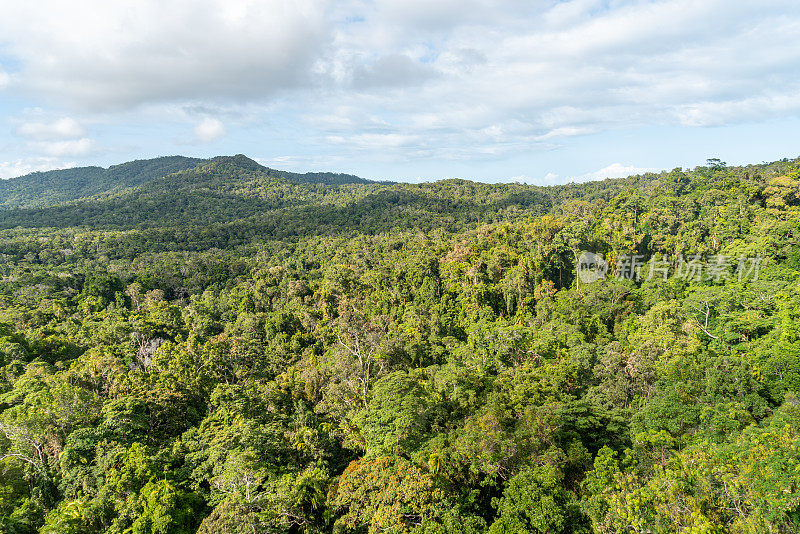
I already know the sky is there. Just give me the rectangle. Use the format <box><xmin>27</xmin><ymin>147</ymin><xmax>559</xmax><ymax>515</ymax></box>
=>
<box><xmin>1</xmin><ymin>0</ymin><xmax>800</xmax><ymax>184</ymax></box>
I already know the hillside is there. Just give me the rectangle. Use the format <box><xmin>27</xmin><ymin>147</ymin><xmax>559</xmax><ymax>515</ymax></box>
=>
<box><xmin>0</xmin><ymin>155</ymin><xmax>207</xmax><ymax>209</ymax></box>
<box><xmin>1</xmin><ymin>155</ymin><xmax>800</xmax><ymax>533</ymax></box>
<box><xmin>0</xmin><ymin>155</ymin><xmax>794</xmax><ymax>254</ymax></box>
<box><xmin>0</xmin><ymin>155</ymin><xmax>554</xmax><ymax>243</ymax></box>
<box><xmin>0</xmin><ymin>154</ymin><xmax>372</xmax><ymax>212</ymax></box>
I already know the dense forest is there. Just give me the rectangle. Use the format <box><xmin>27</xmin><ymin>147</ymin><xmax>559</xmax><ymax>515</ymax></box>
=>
<box><xmin>1</xmin><ymin>154</ymin><xmax>800</xmax><ymax>533</ymax></box>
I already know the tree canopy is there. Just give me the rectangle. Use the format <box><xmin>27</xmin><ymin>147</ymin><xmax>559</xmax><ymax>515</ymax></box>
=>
<box><xmin>1</xmin><ymin>155</ymin><xmax>800</xmax><ymax>532</ymax></box>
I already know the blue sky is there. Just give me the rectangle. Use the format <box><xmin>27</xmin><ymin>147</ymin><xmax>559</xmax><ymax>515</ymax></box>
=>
<box><xmin>1</xmin><ymin>0</ymin><xmax>799</xmax><ymax>183</ymax></box>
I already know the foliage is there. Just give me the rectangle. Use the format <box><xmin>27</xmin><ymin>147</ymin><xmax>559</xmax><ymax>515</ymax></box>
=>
<box><xmin>0</xmin><ymin>155</ymin><xmax>798</xmax><ymax>532</ymax></box>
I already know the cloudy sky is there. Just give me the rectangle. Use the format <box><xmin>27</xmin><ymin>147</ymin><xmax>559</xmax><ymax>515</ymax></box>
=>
<box><xmin>1</xmin><ymin>0</ymin><xmax>799</xmax><ymax>183</ymax></box>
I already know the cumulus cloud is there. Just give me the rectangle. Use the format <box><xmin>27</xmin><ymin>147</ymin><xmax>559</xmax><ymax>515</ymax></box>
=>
<box><xmin>0</xmin><ymin>0</ymin><xmax>331</xmax><ymax>110</ymax></box>
<box><xmin>675</xmin><ymin>89</ymin><xmax>800</xmax><ymax>127</ymax></box>
<box><xmin>15</xmin><ymin>117</ymin><xmax>86</xmax><ymax>140</ymax></box>
<box><xmin>572</xmin><ymin>163</ymin><xmax>661</xmax><ymax>182</ymax></box>
<box><xmin>2</xmin><ymin>0</ymin><xmax>800</xmax><ymax>174</ymax></box>
<box><xmin>193</xmin><ymin>117</ymin><xmax>226</xmax><ymax>143</ymax></box>
<box><xmin>506</xmin><ymin>172</ymin><xmax>561</xmax><ymax>185</ymax></box>
<box><xmin>0</xmin><ymin>158</ymin><xmax>76</xmax><ymax>180</ymax></box>
<box><xmin>306</xmin><ymin>0</ymin><xmax>800</xmax><ymax>160</ymax></box>
<box><xmin>526</xmin><ymin>164</ymin><xmax>659</xmax><ymax>186</ymax></box>
<box><xmin>7</xmin><ymin>114</ymin><xmax>96</xmax><ymax>157</ymax></box>
<box><xmin>36</xmin><ymin>138</ymin><xmax>95</xmax><ymax>157</ymax></box>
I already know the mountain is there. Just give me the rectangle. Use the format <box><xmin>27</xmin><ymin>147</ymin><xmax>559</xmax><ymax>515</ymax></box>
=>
<box><xmin>0</xmin><ymin>155</ymin><xmax>554</xmax><ymax>246</ymax></box>
<box><xmin>0</xmin><ymin>155</ymin><xmax>363</xmax><ymax>230</ymax></box>
<box><xmin>0</xmin><ymin>154</ymin><xmax>373</xmax><ymax>211</ymax></box>
<box><xmin>0</xmin><ymin>155</ymin><xmax>207</xmax><ymax>209</ymax></box>
<box><xmin>208</xmin><ymin>155</ymin><xmax>372</xmax><ymax>185</ymax></box>
<box><xmin>0</xmin><ymin>153</ymin><xmax>796</xmax><ymax>257</ymax></box>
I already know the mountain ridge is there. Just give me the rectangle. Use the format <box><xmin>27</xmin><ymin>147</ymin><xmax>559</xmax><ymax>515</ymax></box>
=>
<box><xmin>0</xmin><ymin>154</ymin><xmax>556</xmax><ymax>243</ymax></box>
<box><xmin>0</xmin><ymin>154</ymin><xmax>374</xmax><ymax>210</ymax></box>
<box><xmin>0</xmin><ymin>156</ymin><xmax>207</xmax><ymax>209</ymax></box>
<box><xmin>1</xmin><ymin>154</ymin><xmax>797</xmax><ymax>250</ymax></box>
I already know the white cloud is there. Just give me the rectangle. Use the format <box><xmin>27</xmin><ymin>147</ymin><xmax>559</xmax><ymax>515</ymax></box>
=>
<box><xmin>0</xmin><ymin>69</ymin><xmax>9</xmax><ymax>89</ymax></box>
<box><xmin>2</xmin><ymin>0</ymin><xmax>800</xmax><ymax>171</ymax></box>
<box><xmin>523</xmin><ymin>164</ymin><xmax>658</xmax><ymax>186</ymax></box>
<box><xmin>0</xmin><ymin>0</ymin><xmax>331</xmax><ymax>110</ymax></box>
<box><xmin>0</xmin><ymin>158</ymin><xmax>77</xmax><ymax>179</ymax></box>
<box><xmin>570</xmin><ymin>163</ymin><xmax>661</xmax><ymax>183</ymax></box>
<box><xmin>192</xmin><ymin>118</ymin><xmax>226</xmax><ymax>143</ymax></box>
<box><xmin>542</xmin><ymin>172</ymin><xmax>561</xmax><ymax>184</ymax></box>
<box><xmin>534</xmin><ymin>126</ymin><xmax>597</xmax><ymax>141</ymax></box>
<box><xmin>675</xmin><ymin>88</ymin><xmax>800</xmax><ymax>127</ymax></box>
<box><xmin>524</xmin><ymin>172</ymin><xmax>563</xmax><ymax>185</ymax></box>
<box><xmin>15</xmin><ymin>117</ymin><xmax>86</xmax><ymax>140</ymax></box>
<box><xmin>255</xmin><ymin>154</ymin><xmax>346</xmax><ymax>171</ymax></box>
<box><xmin>303</xmin><ymin>0</ymin><xmax>800</xmax><ymax>162</ymax></box>
<box><xmin>499</xmin><ymin>174</ymin><xmax>532</xmax><ymax>184</ymax></box>
<box><xmin>35</xmin><ymin>138</ymin><xmax>95</xmax><ymax>157</ymax></box>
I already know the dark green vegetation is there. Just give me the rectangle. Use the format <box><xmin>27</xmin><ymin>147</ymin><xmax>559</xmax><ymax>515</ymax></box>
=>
<box><xmin>0</xmin><ymin>155</ymin><xmax>371</xmax><ymax>213</ymax></box>
<box><xmin>0</xmin><ymin>156</ymin><xmax>206</xmax><ymax>210</ymax></box>
<box><xmin>1</xmin><ymin>154</ymin><xmax>800</xmax><ymax>533</ymax></box>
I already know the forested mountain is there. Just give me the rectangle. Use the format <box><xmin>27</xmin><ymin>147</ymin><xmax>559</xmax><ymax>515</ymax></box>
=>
<box><xmin>0</xmin><ymin>155</ymin><xmax>553</xmax><ymax>243</ymax></box>
<box><xmin>0</xmin><ymin>156</ymin><xmax>207</xmax><ymax>210</ymax></box>
<box><xmin>0</xmin><ymin>155</ymin><xmax>371</xmax><ymax>212</ymax></box>
<box><xmin>1</xmin><ymin>155</ymin><xmax>800</xmax><ymax>533</ymax></box>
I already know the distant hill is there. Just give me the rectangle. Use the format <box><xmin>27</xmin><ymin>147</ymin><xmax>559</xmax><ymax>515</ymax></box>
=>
<box><xmin>0</xmin><ymin>154</ymin><xmax>556</xmax><ymax>249</ymax></box>
<box><xmin>205</xmin><ymin>155</ymin><xmax>373</xmax><ymax>185</ymax></box>
<box><xmin>0</xmin><ymin>155</ymin><xmax>317</xmax><ymax>228</ymax></box>
<box><xmin>4</xmin><ymin>153</ymin><xmax>795</xmax><ymax>256</ymax></box>
<box><xmin>0</xmin><ymin>156</ymin><xmax>207</xmax><ymax>209</ymax></box>
<box><xmin>0</xmin><ymin>154</ymin><xmax>374</xmax><ymax>210</ymax></box>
